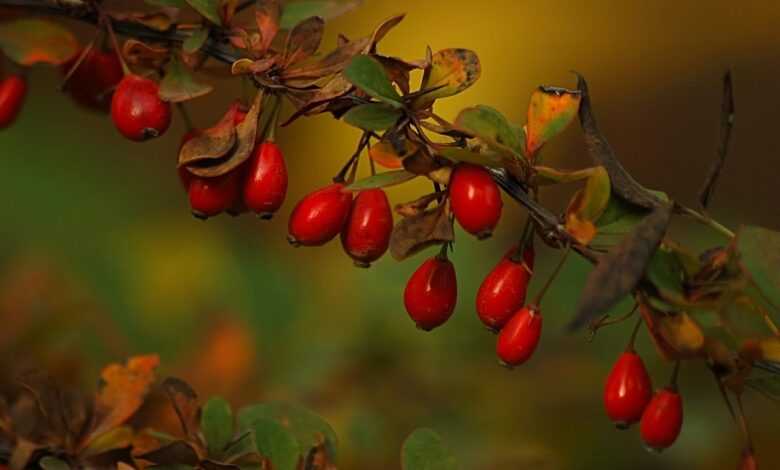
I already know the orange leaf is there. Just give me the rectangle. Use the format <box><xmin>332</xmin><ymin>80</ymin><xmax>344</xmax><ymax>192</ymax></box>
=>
<box><xmin>0</xmin><ymin>19</ymin><xmax>78</xmax><ymax>66</ymax></box>
<box><xmin>368</xmin><ymin>139</ymin><xmax>418</xmax><ymax>169</ymax></box>
<box><xmin>525</xmin><ymin>86</ymin><xmax>581</xmax><ymax>158</ymax></box>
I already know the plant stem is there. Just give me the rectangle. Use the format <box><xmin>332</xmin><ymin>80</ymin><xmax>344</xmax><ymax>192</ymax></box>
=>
<box><xmin>676</xmin><ymin>203</ymin><xmax>736</xmax><ymax>238</ymax></box>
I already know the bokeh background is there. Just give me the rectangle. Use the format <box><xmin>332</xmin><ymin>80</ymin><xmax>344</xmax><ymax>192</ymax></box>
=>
<box><xmin>2</xmin><ymin>1</ymin><xmax>780</xmax><ymax>469</ymax></box>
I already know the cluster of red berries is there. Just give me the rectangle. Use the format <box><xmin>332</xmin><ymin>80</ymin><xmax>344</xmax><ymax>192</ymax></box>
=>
<box><xmin>0</xmin><ymin>74</ymin><xmax>26</xmax><ymax>130</ymax></box>
<box><xmin>604</xmin><ymin>346</ymin><xmax>684</xmax><ymax>451</ymax></box>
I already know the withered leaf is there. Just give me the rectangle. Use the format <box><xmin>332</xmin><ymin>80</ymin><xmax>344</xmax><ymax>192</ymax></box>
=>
<box><xmin>365</xmin><ymin>14</ymin><xmax>406</xmax><ymax>53</ymax></box>
<box><xmin>122</xmin><ymin>39</ymin><xmax>169</xmax><ymax>69</ymax></box>
<box><xmin>138</xmin><ymin>440</ymin><xmax>200</xmax><ymax>466</ymax></box>
<box><xmin>390</xmin><ymin>204</ymin><xmax>453</xmax><ymax>261</ymax></box>
<box><xmin>698</xmin><ymin>70</ymin><xmax>735</xmax><ymax>210</ymax></box>
<box><xmin>282</xmin><ymin>36</ymin><xmax>369</xmax><ymax>80</ymax></box>
<box><xmin>283</xmin><ymin>16</ymin><xmax>325</xmax><ymax>68</ymax></box>
<box><xmin>576</xmin><ymin>74</ymin><xmax>663</xmax><ymax>210</ymax></box>
<box><xmin>568</xmin><ymin>204</ymin><xmax>672</xmax><ymax>330</ymax></box>
<box><xmin>162</xmin><ymin>377</ymin><xmax>199</xmax><ymax>439</ymax></box>
<box><xmin>88</xmin><ymin>355</ymin><xmax>160</xmax><ymax>445</ymax></box>
<box><xmin>178</xmin><ymin>102</ymin><xmax>242</xmax><ymax>167</ymax></box>
<box><xmin>403</xmin><ymin>148</ymin><xmax>441</xmax><ymax>176</ymax></box>
<box><xmin>256</xmin><ymin>0</ymin><xmax>281</xmax><ymax>52</ymax></box>
<box><xmin>394</xmin><ymin>192</ymin><xmax>441</xmax><ymax>218</ymax></box>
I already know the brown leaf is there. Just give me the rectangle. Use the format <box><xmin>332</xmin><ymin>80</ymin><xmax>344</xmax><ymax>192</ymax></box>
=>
<box><xmin>187</xmin><ymin>90</ymin><xmax>263</xmax><ymax>177</ymax></box>
<box><xmin>568</xmin><ymin>204</ymin><xmax>672</xmax><ymax>330</ymax></box>
<box><xmin>255</xmin><ymin>0</ymin><xmax>281</xmax><ymax>53</ymax></box>
<box><xmin>390</xmin><ymin>204</ymin><xmax>454</xmax><ymax>261</ymax></box>
<box><xmin>402</xmin><ymin>147</ymin><xmax>441</xmax><ymax>176</ymax></box>
<box><xmin>394</xmin><ymin>193</ymin><xmax>441</xmax><ymax>217</ymax></box>
<box><xmin>122</xmin><ymin>39</ymin><xmax>169</xmax><ymax>69</ymax></box>
<box><xmin>137</xmin><ymin>440</ymin><xmax>200</xmax><ymax>466</ymax></box>
<box><xmin>283</xmin><ymin>16</ymin><xmax>325</xmax><ymax>68</ymax></box>
<box><xmin>698</xmin><ymin>70</ymin><xmax>735</xmax><ymax>210</ymax></box>
<box><xmin>365</xmin><ymin>14</ymin><xmax>406</xmax><ymax>54</ymax></box>
<box><xmin>282</xmin><ymin>74</ymin><xmax>354</xmax><ymax>125</ymax></box>
<box><xmin>576</xmin><ymin>73</ymin><xmax>663</xmax><ymax>210</ymax></box>
<box><xmin>640</xmin><ymin>305</ymin><xmax>706</xmax><ymax>360</ymax></box>
<box><xmin>162</xmin><ymin>377</ymin><xmax>199</xmax><ymax>439</ymax></box>
<box><xmin>178</xmin><ymin>101</ymin><xmax>244</xmax><ymax>168</ymax></box>
<box><xmin>87</xmin><ymin>355</ymin><xmax>160</xmax><ymax>445</ymax></box>
<box><xmin>282</xmin><ymin>36</ymin><xmax>369</xmax><ymax>80</ymax></box>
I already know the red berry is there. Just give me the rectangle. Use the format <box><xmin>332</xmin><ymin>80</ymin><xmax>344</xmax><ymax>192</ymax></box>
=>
<box><xmin>0</xmin><ymin>75</ymin><xmax>26</xmax><ymax>129</ymax></box>
<box><xmin>341</xmin><ymin>189</ymin><xmax>393</xmax><ymax>267</ymax></box>
<box><xmin>243</xmin><ymin>141</ymin><xmax>288</xmax><ymax>219</ymax></box>
<box><xmin>739</xmin><ymin>448</ymin><xmax>758</xmax><ymax>470</ymax></box>
<box><xmin>188</xmin><ymin>171</ymin><xmax>241</xmax><ymax>219</ymax></box>
<box><xmin>61</xmin><ymin>48</ymin><xmax>123</xmax><ymax>112</ymax></box>
<box><xmin>604</xmin><ymin>351</ymin><xmax>653</xmax><ymax>428</ymax></box>
<box><xmin>403</xmin><ymin>255</ymin><xmax>457</xmax><ymax>331</ymax></box>
<box><xmin>640</xmin><ymin>388</ymin><xmax>683</xmax><ymax>451</ymax></box>
<box><xmin>496</xmin><ymin>306</ymin><xmax>542</xmax><ymax>367</ymax></box>
<box><xmin>449</xmin><ymin>164</ymin><xmax>503</xmax><ymax>239</ymax></box>
<box><xmin>476</xmin><ymin>246</ymin><xmax>534</xmax><ymax>331</ymax></box>
<box><xmin>111</xmin><ymin>74</ymin><xmax>171</xmax><ymax>141</ymax></box>
<box><xmin>288</xmin><ymin>183</ymin><xmax>353</xmax><ymax>246</ymax></box>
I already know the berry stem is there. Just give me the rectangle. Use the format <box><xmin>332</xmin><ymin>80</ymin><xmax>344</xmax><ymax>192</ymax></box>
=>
<box><xmin>626</xmin><ymin>314</ymin><xmax>643</xmax><ymax>352</ymax></box>
<box><xmin>101</xmin><ymin>11</ymin><xmax>130</xmax><ymax>76</ymax></box>
<box><xmin>334</xmin><ymin>132</ymin><xmax>370</xmax><ymax>183</ymax></box>
<box><xmin>509</xmin><ymin>217</ymin><xmax>535</xmax><ymax>265</ymax></box>
<box><xmin>531</xmin><ymin>242</ymin><xmax>571</xmax><ymax>307</ymax></box>
<box><xmin>176</xmin><ymin>103</ymin><xmax>195</xmax><ymax>132</ymax></box>
<box><xmin>59</xmin><ymin>39</ymin><xmax>95</xmax><ymax>91</ymax></box>
<box><xmin>735</xmin><ymin>393</ymin><xmax>755</xmax><ymax>452</ymax></box>
<box><xmin>669</xmin><ymin>360</ymin><xmax>681</xmax><ymax>391</ymax></box>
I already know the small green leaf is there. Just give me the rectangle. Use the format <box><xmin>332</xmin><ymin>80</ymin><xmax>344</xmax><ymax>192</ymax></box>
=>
<box><xmin>201</xmin><ymin>396</ymin><xmax>234</xmax><ymax>457</ymax></box>
<box><xmin>344</xmin><ymin>55</ymin><xmax>403</xmax><ymax>107</ymax></box>
<box><xmin>342</xmin><ymin>103</ymin><xmax>403</xmax><ymax>131</ymax></box>
<box><xmin>280</xmin><ymin>0</ymin><xmax>361</xmax><ymax>29</ymax></box>
<box><xmin>251</xmin><ymin>418</ymin><xmax>301</xmax><ymax>470</ymax></box>
<box><xmin>238</xmin><ymin>402</ymin><xmax>338</xmax><ymax>460</ymax></box>
<box><xmin>454</xmin><ymin>105</ymin><xmax>522</xmax><ymax>154</ymax></box>
<box><xmin>39</xmin><ymin>457</ymin><xmax>70</xmax><ymax>470</ymax></box>
<box><xmin>183</xmin><ymin>27</ymin><xmax>210</xmax><ymax>54</ymax></box>
<box><xmin>0</xmin><ymin>19</ymin><xmax>79</xmax><ymax>66</ymax></box>
<box><xmin>159</xmin><ymin>57</ymin><xmax>214</xmax><ymax>103</ymax></box>
<box><xmin>345</xmin><ymin>170</ymin><xmax>417</xmax><ymax>191</ymax></box>
<box><xmin>437</xmin><ymin>147</ymin><xmax>505</xmax><ymax>168</ymax></box>
<box><xmin>646</xmin><ymin>245</ymin><xmax>687</xmax><ymax>305</ymax></box>
<box><xmin>402</xmin><ymin>428</ymin><xmax>458</xmax><ymax>470</ymax></box>
<box><xmin>737</xmin><ymin>225</ymin><xmax>780</xmax><ymax>310</ymax></box>
<box><xmin>186</xmin><ymin>0</ymin><xmax>222</xmax><ymax>25</ymax></box>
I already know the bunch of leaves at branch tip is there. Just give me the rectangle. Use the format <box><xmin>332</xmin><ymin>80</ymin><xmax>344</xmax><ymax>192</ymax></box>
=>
<box><xmin>0</xmin><ymin>355</ymin><xmax>159</xmax><ymax>470</ymax></box>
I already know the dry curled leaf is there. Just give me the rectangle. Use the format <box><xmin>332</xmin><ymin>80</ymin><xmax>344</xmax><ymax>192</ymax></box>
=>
<box><xmin>640</xmin><ymin>306</ymin><xmax>706</xmax><ymax>360</ymax></box>
<box><xmin>568</xmin><ymin>204</ymin><xmax>672</xmax><ymax>330</ymax></box>
<box><xmin>283</xmin><ymin>16</ymin><xmax>325</xmax><ymax>68</ymax></box>
<box><xmin>162</xmin><ymin>377</ymin><xmax>199</xmax><ymax>439</ymax></box>
<box><xmin>390</xmin><ymin>203</ymin><xmax>453</xmax><ymax>261</ymax></box>
<box><xmin>178</xmin><ymin>102</ymin><xmax>244</xmax><ymax>168</ymax></box>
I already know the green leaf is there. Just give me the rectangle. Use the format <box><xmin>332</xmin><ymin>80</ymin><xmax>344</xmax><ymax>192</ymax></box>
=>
<box><xmin>159</xmin><ymin>57</ymin><xmax>214</xmax><ymax>103</ymax></box>
<box><xmin>564</xmin><ymin>166</ymin><xmax>611</xmax><ymax>245</ymax></box>
<box><xmin>401</xmin><ymin>428</ymin><xmax>458</xmax><ymax>470</ymax></box>
<box><xmin>0</xmin><ymin>19</ymin><xmax>79</xmax><ymax>66</ymax></box>
<box><xmin>454</xmin><ymin>105</ymin><xmax>522</xmax><ymax>154</ymax></box>
<box><xmin>201</xmin><ymin>396</ymin><xmax>234</xmax><ymax>457</ymax></box>
<box><xmin>437</xmin><ymin>147</ymin><xmax>505</xmax><ymax>168</ymax></box>
<box><xmin>414</xmin><ymin>48</ymin><xmax>480</xmax><ymax>109</ymax></box>
<box><xmin>183</xmin><ymin>27</ymin><xmax>210</xmax><ymax>54</ymax></box>
<box><xmin>646</xmin><ymin>245</ymin><xmax>687</xmax><ymax>305</ymax></box>
<box><xmin>251</xmin><ymin>418</ymin><xmax>301</xmax><ymax>470</ymax></box>
<box><xmin>280</xmin><ymin>0</ymin><xmax>361</xmax><ymax>29</ymax></box>
<box><xmin>737</xmin><ymin>225</ymin><xmax>780</xmax><ymax>310</ymax></box>
<box><xmin>345</xmin><ymin>170</ymin><xmax>417</xmax><ymax>191</ymax></box>
<box><xmin>342</xmin><ymin>103</ymin><xmax>403</xmax><ymax>131</ymax></box>
<box><xmin>39</xmin><ymin>457</ymin><xmax>70</xmax><ymax>470</ymax></box>
<box><xmin>344</xmin><ymin>55</ymin><xmax>404</xmax><ymax>108</ymax></box>
<box><xmin>525</xmin><ymin>85</ymin><xmax>581</xmax><ymax>157</ymax></box>
<box><xmin>238</xmin><ymin>402</ymin><xmax>338</xmax><ymax>460</ymax></box>
<box><xmin>186</xmin><ymin>0</ymin><xmax>223</xmax><ymax>25</ymax></box>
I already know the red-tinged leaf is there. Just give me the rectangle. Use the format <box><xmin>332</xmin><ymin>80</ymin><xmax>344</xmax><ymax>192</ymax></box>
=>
<box><xmin>0</xmin><ymin>19</ymin><xmax>78</xmax><ymax>66</ymax></box>
<box><xmin>564</xmin><ymin>166</ymin><xmax>611</xmax><ymax>245</ymax></box>
<box><xmin>122</xmin><ymin>39</ymin><xmax>170</xmax><ymax>69</ymax></box>
<box><xmin>279</xmin><ymin>0</ymin><xmax>361</xmax><ymax>29</ymax></box>
<box><xmin>163</xmin><ymin>377</ymin><xmax>200</xmax><ymax>439</ymax></box>
<box><xmin>413</xmin><ymin>48</ymin><xmax>481</xmax><ymax>109</ymax></box>
<box><xmin>568</xmin><ymin>204</ymin><xmax>672</xmax><ymax>330</ymax></box>
<box><xmin>87</xmin><ymin>355</ymin><xmax>160</xmax><ymax>444</ymax></box>
<box><xmin>256</xmin><ymin>0</ymin><xmax>282</xmax><ymax>52</ymax></box>
<box><xmin>389</xmin><ymin>204</ymin><xmax>453</xmax><ymax>261</ymax></box>
<box><xmin>218</xmin><ymin>0</ymin><xmax>241</xmax><ymax>25</ymax></box>
<box><xmin>525</xmin><ymin>85</ymin><xmax>581</xmax><ymax>158</ymax></box>
<box><xmin>283</xmin><ymin>16</ymin><xmax>325</xmax><ymax>67</ymax></box>
<box><xmin>369</xmin><ymin>139</ymin><xmax>417</xmax><ymax>169</ymax></box>
<box><xmin>159</xmin><ymin>56</ymin><xmax>214</xmax><ymax>103</ymax></box>
<box><xmin>179</xmin><ymin>101</ymin><xmax>244</xmax><ymax>167</ymax></box>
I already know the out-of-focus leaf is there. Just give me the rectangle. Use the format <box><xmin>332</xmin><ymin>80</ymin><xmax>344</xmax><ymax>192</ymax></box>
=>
<box><xmin>568</xmin><ymin>204</ymin><xmax>672</xmax><ymax>330</ymax></box>
<box><xmin>256</xmin><ymin>0</ymin><xmax>281</xmax><ymax>52</ymax></box>
<box><xmin>251</xmin><ymin>418</ymin><xmax>300</xmax><ymax>470</ymax></box>
<box><xmin>111</xmin><ymin>11</ymin><xmax>175</xmax><ymax>31</ymax></box>
<box><xmin>454</xmin><ymin>105</ymin><xmax>522</xmax><ymax>154</ymax></box>
<box><xmin>403</xmin><ymin>148</ymin><xmax>442</xmax><ymax>176</ymax></box>
<box><xmin>576</xmin><ymin>74</ymin><xmax>663</xmax><ymax>210</ymax></box>
<box><xmin>145</xmin><ymin>0</ymin><xmax>187</xmax><ymax>6</ymax></box>
<box><xmin>183</xmin><ymin>27</ymin><xmax>210</xmax><ymax>54</ymax></box>
<box><xmin>279</xmin><ymin>0</ymin><xmax>361</xmax><ymax>29</ymax></box>
<box><xmin>202</xmin><ymin>397</ymin><xmax>234</xmax><ymax>458</ymax></box>
<box><xmin>401</xmin><ymin>428</ymin><xmax>458</xmax><ymax>470</ymax></box>
<box><xmin>159</xmin><ymin>57</ymin><xmax>214</xmax><ymax>103</ymax></box>
<box><xmin>736</xmin><ymin>225</ymin><xmax>780</xmax><ymax>310</ymax></box>
<box><xmin>238</xmin><ymin>402</ymin><xmax>337</xmax><ymax>460</ymax></box>
<box><xmin>186</xmin><ymin>0</ymin><xmax>223</xmax><ymax>25</ymax></box>
<box><xmin>390</xmin><ymin>204</ymin><xmax>453</xmax><ymax>261</ymax></box>
<box><xmin>0</xmin><ymin>19</ymin><xmax>78</xmax><ymax>66</ymax></box>
<box><xmin>138</xmin><ymin>440</ymin><xmax>200</xmax><ymax>466</ymax></box>
<box><xmin>88</xmin><ymin>355</ymin><xmax>159</xmax><ymax>444</ymax></box>
<box><xmin>369</xmin><ymin>139</ymin><xmax>417</xmax><ymax>169</ymax></box>
<box><xmin>755</xmin><ymin>337</ymin><xmax>780</xmax><ymax>363</ymax></box>
<box><xmin>437</xmin><ymin>147</ymin><xmax>505</xmax><ymax>168</ymax></box>
<box><xmin>525</xmin><ymin>85</ymin><xmax>581</xmax><ymax>158</ymax></box>
<box><xmin>414</xmin><ymin>48</ymin><xmax>480</xmax><ymax>108</ymax></box>
<box><xmin>162</xmin><ymin>377</ymin><xmax>200</xmax><ymax>439</ymax></box>
<box><xmin>640</xmin><ymin>304</ymin><xmax>705</xmax><ymax>360</ymax></box>
<box><xmin>282</xmin><ymin>16</ymin><xmax>324</xmax><ymax>67</ymax></box>
<box><xmin>345</xmin><ymin>170</ymin><xmax>417</xmax><ymax>191</ymax></box>
<box><xmin>342</xmin><ymin>103</ymin><xmax>403</xmax><ymax>131</ymax></box>
<box><xmin>82</xmin><ymin>426</ymin><xmax>134</xmax><ymax>457</ymax></box>
<box><xmin>39</xmin><ymin>457</ymin><xmax>70</xmax><ymax>470</ymax></box>
<box><xmin>564</xmin><ymin>166</ymin><xmax>610</xmax><ymax>245</ymax></box>
<box><xmin>646</xmin><ymin>245</ymin><xmax>687</xmax><ymax>305</ymax></box>
<box><xmin>344</xmin><ymin>55</ymin><xmax>403</xmax><ymax>107</ymax></box>
<box><xmin>699</xmin><ymin>70</ymin><xmax>735</xmax><ymax>210</ymax></box>
<box><xmin>532</xmin><ymin>165</ymin><xmax>598</xmax><ymax>185</ymax></box>
<box><xmin>591</xmin><ymin>191</ymin><xmax>669</xmax><ymax>250</ymax></box>
<box><xmin>123</xmin><ymin>39</ymin><xmax>170</xmax><ymax>68</ymax></box>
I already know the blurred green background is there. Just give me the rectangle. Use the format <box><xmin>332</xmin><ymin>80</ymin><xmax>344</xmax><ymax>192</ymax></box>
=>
<box><xmin>2</xmin><ymin>1</ymin><xmax>780</xmax><ymax>469</ymax></box>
